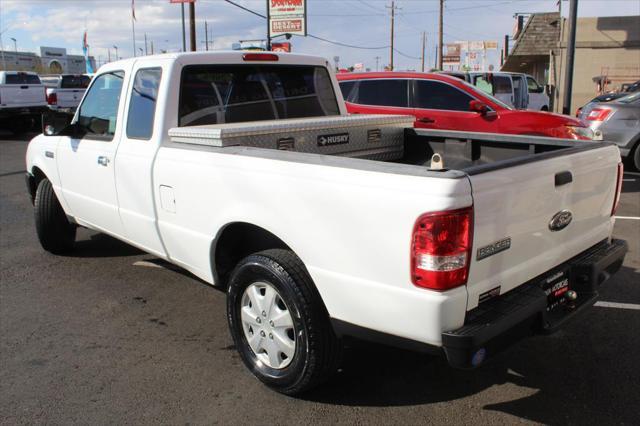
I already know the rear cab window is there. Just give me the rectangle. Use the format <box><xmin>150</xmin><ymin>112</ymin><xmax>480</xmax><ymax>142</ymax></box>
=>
<box><xmin>178</xmin><ymin>65</ymin><xmax>340</xmax><ymax>126</ymax></box>
<box><xmin>61</xmin><ymin>75</ymin><xmax>91</xmax><ymax>89</ymax></box>
<box><xmin>5</xmin><ymin>73</ymin><xmax>41</xmax><ymax>85</ymax></box>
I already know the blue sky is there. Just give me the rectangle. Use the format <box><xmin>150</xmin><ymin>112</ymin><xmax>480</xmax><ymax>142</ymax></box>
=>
<box><xmin>1</xmin><ymin>0</ymin><xmax>638</xmax><ymax>70</ymax></box>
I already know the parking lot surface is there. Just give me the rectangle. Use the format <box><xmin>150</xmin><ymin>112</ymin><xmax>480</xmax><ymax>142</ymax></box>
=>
<box><xmin>1</xmin><ymin>133</ymin><xmax>639</xmax><ymax>425</ymax></box>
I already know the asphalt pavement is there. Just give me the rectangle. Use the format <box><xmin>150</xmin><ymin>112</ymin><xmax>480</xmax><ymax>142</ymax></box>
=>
<box><xmin>1</xmin><ymin>132</ymin><xmax>639</xmax><ymax>425</ymax></box>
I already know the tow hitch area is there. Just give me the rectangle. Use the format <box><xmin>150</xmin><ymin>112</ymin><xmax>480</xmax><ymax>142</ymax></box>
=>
<box><xmin>442</xmin><ymin>239</ymin><xmax>627</xmax><ymax>369</ymax></box>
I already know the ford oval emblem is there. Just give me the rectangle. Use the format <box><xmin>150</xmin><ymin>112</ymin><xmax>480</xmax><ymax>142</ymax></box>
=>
<box><xmin>549</xmin><ymin>210</ymin><xmax>573</xmax><ymax>231</ymax></box>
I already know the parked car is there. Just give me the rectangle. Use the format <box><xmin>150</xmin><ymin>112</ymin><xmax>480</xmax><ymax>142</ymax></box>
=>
<box><xmin>27</xmin><ymin>52</ymin><xmax>626</xmax><ymax>395</ymax></box>
<box><xmin>579</xmin><ymin>91</ymin><xmax>640</xmax><ymax>170</ymax></box>
<box><xmin>337</xmin><ymin>72</ymin><xmax>592</xmax><ymax>139</ymax></box>
<box><xmin>440</xmin><ymin>71</ymin><xmax>550</xmax><ymax>111</ymax></box>
<box><xmin>41</xmin><ymin>74</ymin><xmax>91</xmax><ymax>113</ymax></box>
<box><xmin>0</xmin><ymin>71</ymin><xmax>48</xmax><ymax>132</ymax></box>
<box><xmin>576</xmin><ymin>82</ymin><xmax>640</xmax><ymax>116</ymax></box>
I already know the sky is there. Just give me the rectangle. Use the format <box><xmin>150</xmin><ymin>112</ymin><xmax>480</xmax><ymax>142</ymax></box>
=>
<box><xmin>1</xmin><ymin>0</ymin><xmax>639</xmax><ymax>71</ymax></box>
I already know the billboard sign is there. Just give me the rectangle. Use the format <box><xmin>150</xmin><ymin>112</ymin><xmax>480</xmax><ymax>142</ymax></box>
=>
<box><xmin>443</xmin><ymin>55</ymin><xmax>460</xmax><ymax>65</ymax></box>
<box><xmin>484</xmin><ymin>40</ymin><xmax>498</xmax><ymax>50</ymax></box>
<box><xmin>272</xmin><ymin>42</ymin><xmax>292</xmax><ymax>52</ymax></box>
<box><xmin>269</xmin><ymin>0</ymin><xmax>307</xmax><ymax>37</ymax></box>
<box><xmin>445</xmin><ymin>43</ymin><xmax>460</xmax><ymax>56</ymax></box>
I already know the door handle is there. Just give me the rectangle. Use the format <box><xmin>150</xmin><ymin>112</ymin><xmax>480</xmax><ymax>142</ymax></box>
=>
<box><xmin>417</xmin><ymin>117</ymin><xmax>435</xmax><ymax>123</ymax></box>
<box><xmin>97</xmin><ymin>156</ymin><xmax>110</xmax><ymax>166</ymax></box>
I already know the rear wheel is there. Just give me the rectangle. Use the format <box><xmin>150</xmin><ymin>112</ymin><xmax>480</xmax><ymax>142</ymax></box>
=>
<box><xmin>34</xmin><ymin>178</ymin><xmax>76</xmax><ymax>254</ymax></box>
<box><xmin>227</xmin><ymin>249</ymin><xmax>341</xmax><ymax>395</ymax></box>
<box><xmin>632</xmin><ymin>142</ymin><xmax>640</xmax><ymax>171</ymax></box>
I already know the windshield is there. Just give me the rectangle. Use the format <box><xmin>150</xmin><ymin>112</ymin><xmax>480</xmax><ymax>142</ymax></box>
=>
<box><xmin>617</xmin><ymin>92</ymin><xmax>640</xmax><ymax>104</ymax></box>
<box><xmin>178</xmin><ymin>65</ymin><xmax>340</xmax><ymax>126</ymax></box>
<box><xmin>458</xmin><ymin>79</ymin><xmax>514</xmax><ymax>110</ymax></box>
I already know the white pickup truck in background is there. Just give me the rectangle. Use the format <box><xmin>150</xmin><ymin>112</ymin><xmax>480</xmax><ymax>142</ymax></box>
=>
<box><xmin>0</xmin><ymin>71</ymin><xmax>48</xmax><ymax>132</ymax></box>
<box><xmin>26</xmin><ymin>51</ymin><xmax>627</xmax><ymax>395</ymax></box>
<box><xmin>41</xmin><ymin>74</ymin><xmax>92</xmax><ymax>113</ymax></box>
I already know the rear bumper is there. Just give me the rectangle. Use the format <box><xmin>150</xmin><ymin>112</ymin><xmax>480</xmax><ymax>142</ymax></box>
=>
<box><xmin>0</xmin><ymin>106</ymin><xmax>49</xmax><ymax>118</ymax></box>
<box><xmin>442</xmin><ymin>238</ymin><xmax>628</xmax><ymax>369</ymax></box>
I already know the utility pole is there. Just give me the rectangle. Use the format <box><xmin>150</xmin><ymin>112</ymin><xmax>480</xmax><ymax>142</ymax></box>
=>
<box><xmin>107</xmin><ymin>47</ymin><xmax>111</xmax><ymax>62</ymax></box>
<box><xmin>421</xmin><ymin>31</ymin><xmax>426</xmax><ymax>72</ymax></box>
<box><xmin>144</xmin><ymin>33</ymin><xmax>148</xmax><ymax>55</ymax></box>
<box><xmin>205</xmin><ymin>20</ymin><xmax>209</xmax><ymax>51</ymax></box>
<box><xmin>181</xmin><ymin>2</ymin><xmax>186</xmax><ymax>52</ymax></box>
<box><xmin>375</xmin><ymin>56</ymin><xmax>380</xmax><ymax>72</ymax></box>
<box><xmin>562</xmin><ymin>0</ymin><xmax>578</xmax><ymax>115</ymax></box>
<box><xmin>189</xmin><ymin>0</ymin><xmax>196</xmax><ymax>51</ymax></box>
<box><xmin>151</xmin><ymin>40</ymin><xmax>154</xmax><ymax>55</ymax></box>
<box><xmin>386</xmin><ymin>2</ymin><xmax>398</xmax><ymax>71</ymax></box>
<box><xmin>438</xmin><ymin>0</ymin><xmax>444</xmax><ymax>70</ymax></box>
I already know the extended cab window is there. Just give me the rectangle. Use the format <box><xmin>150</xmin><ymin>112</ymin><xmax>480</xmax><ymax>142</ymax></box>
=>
<box><xmin>412</xmin><ymin>80</ymin><xmax>474</xmax><ymax>111</ymax></box>
<box><xmin>178</xmin><ymin>65</ymin><xmax>339</xmax><ymax>126</ymax></box>
<box><xmin>6</xmin><ymin>73</ymin><xmax>41</xmax><ymax>84</ymax></box>
<box><xmin>127</xmin><ymin>68</ymin><xmax>162</xmax><ymax>140</ymax></box>
<box><xmin>355</xmin><ymin>79</ymin><xmax>408</xmax><ymax>107</ymax></box>
<box><xmin>77</xmin><ymin>71</ymin><xmax>124</xmax><ymax>141</ymax></box>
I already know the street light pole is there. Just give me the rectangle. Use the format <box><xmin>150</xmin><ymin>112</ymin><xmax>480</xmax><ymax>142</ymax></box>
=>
<box><xmin>562</xmin><ymin>0</ymin><xmax>579</xmax><ymax>115</ymax></box>
<box><xmin>113</xmin><ymin>45</ymin><xmax>118</xmax><ymax>60</ymax></box>
<box><xmin>10</xmin><ymin>37</ymin><xmax>17</xmax><ymax>53</ymax></box>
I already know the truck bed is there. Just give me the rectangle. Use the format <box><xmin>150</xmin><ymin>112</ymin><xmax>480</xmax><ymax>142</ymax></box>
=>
<box><xmin>167</xmin><ymin>115</ymin><xmax>603</xmax><ymax>175</ymax></box>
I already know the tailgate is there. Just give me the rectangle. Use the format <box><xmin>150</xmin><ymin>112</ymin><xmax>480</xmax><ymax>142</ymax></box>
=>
<box><xmin>1</xmin><ymin>85</ymin><xmax>46</xmax><ymax>107</ymax></box>
<box><xmin>56</xmin><ymin>89</ymin><xmax>84</xmax><ymax>108</ymax></box>
<box><xmin>465</xmin><ymin>144</ymin><xmax>621</xmax><ymax>310</ymax></box>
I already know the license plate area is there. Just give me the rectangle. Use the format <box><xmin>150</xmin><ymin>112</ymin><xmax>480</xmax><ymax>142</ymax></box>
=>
<box><xmin>539</xmin><ymin>267</ymin><xmax>571</xmax><ymax>312</ymax></box>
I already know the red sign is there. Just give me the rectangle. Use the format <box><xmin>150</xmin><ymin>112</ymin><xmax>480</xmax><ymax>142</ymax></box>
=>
<box><xmin>271</xmin><ymin>42</ymin><xmax>292</xmax><ymax>52</ymax></box>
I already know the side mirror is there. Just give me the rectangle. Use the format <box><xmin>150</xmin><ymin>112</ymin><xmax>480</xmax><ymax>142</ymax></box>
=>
<box><xmin>42</xmin><ymin>111</ymin><xmax>74</xmax><ymax>136</ymax></box>
<box><xmin>469</xmin><ymin>100</ymin><xmax>489</xmax><ymax>115</ymax></box>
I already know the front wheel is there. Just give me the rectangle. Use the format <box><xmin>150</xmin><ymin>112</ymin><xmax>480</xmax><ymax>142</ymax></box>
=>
<box><xmin>631</xmin><ymin>142</ymin><xmax>640</xmax><ymax>171</ymax></box>
<box><xmin>227</xmin><ymin>249</ymin><xmax>341</xmax><ymax>395</ymax></box>
<box><xmin>34</xmin><ymin>178</ymin><xmax>76</xmax><ymax>254</ymax></box>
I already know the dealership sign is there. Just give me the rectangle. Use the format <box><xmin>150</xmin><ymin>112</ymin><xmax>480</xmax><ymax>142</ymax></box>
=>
<box><xmin>268</xmin><ymin>0</ymin><xmax>307</xmax><ymax>37</ymax></box>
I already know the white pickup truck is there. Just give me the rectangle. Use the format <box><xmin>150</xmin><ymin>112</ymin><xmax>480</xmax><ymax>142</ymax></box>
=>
<box><xmin>26</xmin><ymin>52</ymin><xmax>627</xmax><ymax>395</ymax></box>
<box><xmin>0</xmin><ymin>71</ymin><xmax>48</xmax><ymax>132</ymax></box>
<box><xmin>41</xmin><ymin>74</ymin><xmax>92</xmax><ymax>113</ymax></box>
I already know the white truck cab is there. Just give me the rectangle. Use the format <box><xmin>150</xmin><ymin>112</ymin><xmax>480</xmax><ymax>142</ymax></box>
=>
<box><xmin>26</xmin><ymin>52</ymin><xmax>626</xmax><ymax>394</ymax></box>
<box><xmin>470</xmin><ymin>72</ymin><xmax>550</xmax><ymax>111</ymax></box>
<box><xmin>0</xmin><ymin>71</ymin><xmax>48</xmax><ymax>132</ymax></box>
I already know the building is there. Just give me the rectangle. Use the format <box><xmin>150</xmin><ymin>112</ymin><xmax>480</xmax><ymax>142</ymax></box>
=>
<box><xmin>0</xmin><ymin>46</ymin><xmax>95</xmax><ymax>74</ymax></box>
<box><xmin>502</xmin><ymin>13</ymin><xmax>640</xmax><ymax>113</ymax></box>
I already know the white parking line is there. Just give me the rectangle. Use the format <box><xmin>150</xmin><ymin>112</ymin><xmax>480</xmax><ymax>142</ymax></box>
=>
<box><xmin>595</xmin><ymin>301</ymin><xmax>640</xmax><ymax>311</ymax></box>
<box><xmin>133</xmin><ymin>260</ymin><xmax>164</xmax><ymax>268</ymax></box>
<box><xmin>623</xmin><ymin>179</ymin><xmax>636</xmax><ymax>182</ymax></box>
<box><xmin>624</xmin><ymin>171</ymin><xmax>640</xmax><ymax>177</ymax></box>
<box><xmin>614</xmin><ymin>216</ymin><xmax>640</xmax><ymax>220</ymax></box>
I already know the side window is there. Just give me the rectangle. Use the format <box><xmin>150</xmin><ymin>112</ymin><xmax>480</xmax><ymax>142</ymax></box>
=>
<box><xmin>473</xmin><ymin>76</ymin><xmax>493</xmax><ymax>95</ymax></box>
<box><xmin>338</xmin><ymin>81</ymin><xmax>356</xmax><ymax>102</ymax></box>
<box><xmin>412</xmin><ymin>80</ymin><xmax>474</xmax><ymax>111</ymax></box>
<box><xmin>356</xmin><ymin>79</ymin><xmax>408</xmax><ymax>107</ymax></box>
<box><xmin>77</xmin><ymin>71</ymin><xmax>125</xmax><ymax>141</ymax></box>
<box><xmin>493</xmin><ymin>76</ymin><xmax>512</xmax><ymax>94</ymax></box>
<box><xmin>126</xmin><ymin>68</ymin><xmax>162</xmax><ymax>140</ymax></box>
<box><xmin>527</xmin><ymin>77</ymin><xmax>541</xmax><ymax>93</ymax></box>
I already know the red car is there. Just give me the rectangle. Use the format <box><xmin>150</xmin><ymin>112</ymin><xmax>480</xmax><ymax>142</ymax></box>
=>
<box><xmin>336</xmin><ymin>72</ymin><xmax>594</xmax><ymax>140</ymax></box>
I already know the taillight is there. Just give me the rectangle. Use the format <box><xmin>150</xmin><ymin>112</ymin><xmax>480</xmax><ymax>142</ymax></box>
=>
<box><xmin>611</xmin><ymin>162</ymin><xmax>623</xmax><ymax>216</ymax></box>
<box><xmin>242</xmin><ymin>53</ymin><xmax>279</xmax><ymax>61</ymax></box>
<box><xmin>586</xmin><ymin>107</ymin><xmax>612</xmax><ymax>121</ymax></box>
<box><xmin>411</xmin><ymin>206</ymin><xmax>473</xmax><ymax>291</ymax></box>
<box><xmin>47</xmin><ymin>92</ymin><xmax>57</xmax><ymax>105</ymax></box>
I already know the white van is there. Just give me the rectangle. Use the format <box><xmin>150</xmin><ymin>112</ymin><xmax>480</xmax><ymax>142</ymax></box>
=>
<box><xmin>469</xmin><ymin>72</ymin><xmax>549</xmax><ymax>111</ymax></box>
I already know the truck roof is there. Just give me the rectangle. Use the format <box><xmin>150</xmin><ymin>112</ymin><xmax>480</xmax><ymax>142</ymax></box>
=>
<box><xmin>98</xmin><ymin>50</ymin><xmax>331</xmax><ymax>73</ymax></box>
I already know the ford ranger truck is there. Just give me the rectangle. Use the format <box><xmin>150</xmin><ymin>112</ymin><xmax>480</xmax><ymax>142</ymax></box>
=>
<box><xmin>0</xmin><ymin>71</ymin><xmax>48</xmax><ymax>132</ymax></box>
<box><xmin>25</xmin><ymin>51</ymin><xmax>627</xmax><ymax>395</ymax></box>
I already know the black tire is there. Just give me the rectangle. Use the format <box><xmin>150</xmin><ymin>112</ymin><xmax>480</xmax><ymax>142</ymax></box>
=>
<box><xmin>227</xmin><ymin>249</ymin><xmax>342</xmax><ymax>395</ymax></box>
<box><xmin>34</xmin><ymin>178</ymin><xmax>76</xmax><ymax>254</ymax></box>
<box><xmin>631</xmin><ymin>141</ymin><xmax>640</xmax><ymax>172</ymax></box>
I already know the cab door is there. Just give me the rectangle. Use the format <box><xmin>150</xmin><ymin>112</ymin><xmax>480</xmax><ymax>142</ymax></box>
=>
<box><xmin>410</xmin><ymin>79</ymin><xmax>499</xmax><ymax>132</ymax></box>
<box><xmin>56</xmin><ymin>70</ymin><xmax>128</xmax><ymax>237</ymax></box>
